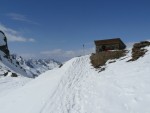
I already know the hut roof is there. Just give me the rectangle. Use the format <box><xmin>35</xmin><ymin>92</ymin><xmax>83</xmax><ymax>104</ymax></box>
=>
<box><xmin>94</xmin><ymin>38</ymin><xmax>126</xmax><ymax>47</ymax></box>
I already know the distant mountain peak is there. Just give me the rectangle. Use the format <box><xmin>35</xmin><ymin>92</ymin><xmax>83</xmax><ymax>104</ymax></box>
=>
<box><xmin>10</xmin><ymin>54</ymin><xmax>62</xmax><ymax>77</ymax></box>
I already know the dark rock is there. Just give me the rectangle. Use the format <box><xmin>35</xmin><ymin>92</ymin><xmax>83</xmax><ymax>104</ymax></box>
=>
<box><xmin>0</xmin><ymin>30</ymin><xmax>10</xmax><ymax>57</ymax></box>
<box><xmin>4</xmin><ymin>72</ymin><xmax>8</xmax><ymax>76</ymax></box>
<box><xmin>98</xmin><ymin>67</ymin><xmax>105</xmax><ymax>72</ymax></box>
<box><xmin>128</xmin><ymin>41</ymin><xmax>150</xmax><ymax>61</ymax></box>
<box><xmin>59</xmin><ymin>64</ymin><xmax>63</xmax><ymax>68</ymax></box>
<box><xmin>108</xmin><ymin>60</ymin><xmax>116</xmax><ymax>64</ymax></box>
<box><xmin>11</xmin><ymin>73</ymin><xmax>18</xmax><ymax>77</ymax></box>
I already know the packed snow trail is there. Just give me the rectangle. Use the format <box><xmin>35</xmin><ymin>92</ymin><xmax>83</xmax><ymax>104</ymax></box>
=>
<box><xmin>0</xmin><ymin>47</ymin><xmax>150</xmax><ymax>113</ymax></box>
<box><xmin>40</xmin><ymin>56</ymin><xmax>93</xmax><ymax>113</ymax></box>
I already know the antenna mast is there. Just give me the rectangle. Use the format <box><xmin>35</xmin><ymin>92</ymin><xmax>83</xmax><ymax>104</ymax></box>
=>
<box><xmin>83</xmin><ymin>44</ymin><xmax>85</xmax><ymax>56</ymax></box>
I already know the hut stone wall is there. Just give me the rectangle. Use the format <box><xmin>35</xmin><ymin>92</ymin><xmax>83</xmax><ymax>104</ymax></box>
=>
<box><xmin>95</xmin><ymin>38</ymin><xmax>126</xmax><ymax>53</ymax></box>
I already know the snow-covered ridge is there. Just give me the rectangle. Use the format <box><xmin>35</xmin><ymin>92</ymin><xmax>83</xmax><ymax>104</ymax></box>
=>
<box><xmin>11</xmin><ymin>54</ymin><xmax>61</xmax><ymax>77</ymax></box>
<box><xmin>0</xmin><ymin>46</ymin><xmax>150</xmax><ymax>113</ymax></box>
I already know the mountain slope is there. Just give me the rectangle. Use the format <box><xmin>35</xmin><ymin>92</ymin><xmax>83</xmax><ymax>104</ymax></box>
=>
<box><xmin>11</xmin><ymin>54</ymin><xmax>61</xmax><ymax>77</ymax></box>
<box><xmin>0</xmin><ymin>31</ymin><xmax>61</xmax><ymax>78</ymax></box>
<box><xmin>0</xmin><ymin>30</ymin><xmax>28</xmax><ymax>77</ymax></box>
<box><xmin>0</xmin><ymin>46</ymin><xmax>150</xmax><ymax>113</ymax></box>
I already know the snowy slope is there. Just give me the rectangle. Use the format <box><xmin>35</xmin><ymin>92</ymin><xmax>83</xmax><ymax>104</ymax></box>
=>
<box><xmin>0</xmin><ymin>76</ymin><xmax>31</xmax><ymax>97</ymax></box>
<box><xmin>0</xmin><ymin>50</ymin><xmax>36</xmax><ymax>77</ymax></box>
<box><xmin>0</xmin><ymin>47</ymin><xmax>150</xmax><ymax>113</ymax></box>
<box><xmin>0</xmin><ymin>53</ymin><xmax>61</xmax><ymax>78</ymax></box>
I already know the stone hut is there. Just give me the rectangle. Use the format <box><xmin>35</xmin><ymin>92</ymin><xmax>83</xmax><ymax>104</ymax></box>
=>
<box><xmin>94</xmin><ymin>38</ymin><xmax>126</xmax><ymax>53</ymax></box>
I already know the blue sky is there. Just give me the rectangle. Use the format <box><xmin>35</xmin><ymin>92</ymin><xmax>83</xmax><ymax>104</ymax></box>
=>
<box><xmin>0</xmin><ymin>0</ymin><xmax>150</xmax><ymax>61</ymax></box>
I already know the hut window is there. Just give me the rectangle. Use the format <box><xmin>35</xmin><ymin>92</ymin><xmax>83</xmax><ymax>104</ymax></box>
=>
<box><xmin>98</xmin><ymin>46</ymin><xmax>103</xmax><ymax>52</ymax></box>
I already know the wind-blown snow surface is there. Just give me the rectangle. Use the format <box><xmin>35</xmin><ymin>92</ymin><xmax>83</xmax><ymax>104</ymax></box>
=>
<box><xmin>0</xmin><ymin>76</ymin><xmax>31</xmax><ymax>97</ymax></box>
<box><xmin>0</xmin><ymin>47</ymin><xmax>150</xmax><ymax>113</ymax></box>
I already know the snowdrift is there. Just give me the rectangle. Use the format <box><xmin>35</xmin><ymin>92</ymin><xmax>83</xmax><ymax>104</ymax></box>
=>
<box><xmin>0</xmin><ymin>47</ymin><xmax>150</xmax><ymax>113</ymax></box>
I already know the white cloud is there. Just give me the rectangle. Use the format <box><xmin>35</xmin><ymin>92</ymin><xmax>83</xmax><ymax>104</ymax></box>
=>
<box><xmin>7</xmin><ymin>13</ymin><xmax>28</xmax><ymax>22</ymax></box>
<box><xmin>7</xmin><ymin>13</ymin><xmax>39</xmax><ymax>25</ymax></box>
<box><xmin>41</xmin><ymin>48</ymin><xmax>94</xmax><ymax>61</ymax></box>
<box><xmin>0</xmin><ymin>24</ymin><xmax>35</xmax><ymax>42</ymax></box>
<box><xmin>28</xmin><ymin>38</ymin><xmax>35</xmax><ymax>42</ymax></box>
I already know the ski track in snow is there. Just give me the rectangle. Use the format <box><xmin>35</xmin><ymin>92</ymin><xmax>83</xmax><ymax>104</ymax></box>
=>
<box><xmin>0</xmin><ymin>47</ymin><xmax>150</xmax><ymax>113</ymax></box>
<box><xmin>40</xmin><ymin>57</ymin><xmax>91</xmax><ymax>113</ymax></box>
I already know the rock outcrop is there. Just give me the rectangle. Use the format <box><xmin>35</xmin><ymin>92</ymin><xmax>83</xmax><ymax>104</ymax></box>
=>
<box><xmin>128</xmin><ymin>41</ymin><xmax>150</xmax><ymax>61</ymax></box>
<box><xmin>0</xmin><ymin>30</ymin><xmax>10</xmax><ymax>57</ymax></box>
<box><xmin>90</xmin><ymin>50</ymin><xmax>126</xmax><ymax>68</ymax></box>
